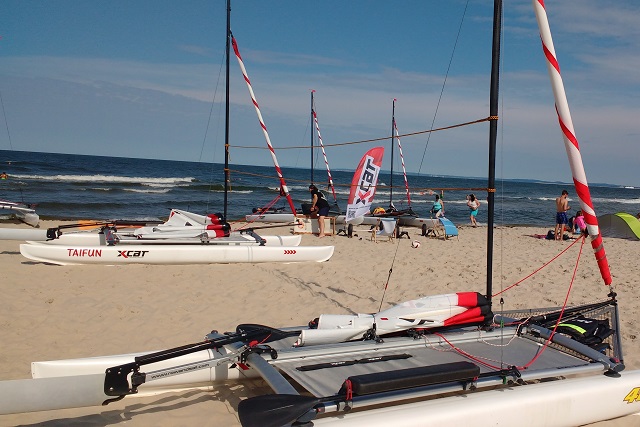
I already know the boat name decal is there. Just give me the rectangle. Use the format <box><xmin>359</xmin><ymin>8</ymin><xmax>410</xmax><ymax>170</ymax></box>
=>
<box><xmin>623</xmin><ymin>387</ymin><xmax>640</xmax><ymax>404</ymax></box>
<box><xmin>146</xmin><ymin>362</ymin><xmax>210</xmax><ymax>381</ymax></box>
<box><xmin>66</xmin><ymin>248</ymin><xmax>102</xmax><ymax>257</ymax></box>
<box><xmin>354</xmin><ymin>155</ymin><xmax>380</xmax><ymax>206</ymax></box>
<box><xmin>117</xmin><ymin>250</ymin><xmax>149</xmax><ymax>258</ymax></box>
<box><xmin>283</xmin><ymin>249</ymin><xmax>297</xmax><ymax>255</ymax></box>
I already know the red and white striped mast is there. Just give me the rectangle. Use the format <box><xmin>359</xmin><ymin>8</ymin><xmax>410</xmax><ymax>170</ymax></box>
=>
<box><xmin>392</xmin><ymin>99</ymin><xmax>412</xmax><ymax>209</ymax></box>
<box><xmin>311</xmin><ymin>90</ymin><xmax>338</xmax><ymax>205</ymax></box>
<box><xmin>532</xmin><ymin>0</ymin><xmax>611</xmax><ymax>285</ymax></box>
<box><xmin>231</xmin><ymin>36</ymin><xmax>297</xmax><ymax>216</ymax></box>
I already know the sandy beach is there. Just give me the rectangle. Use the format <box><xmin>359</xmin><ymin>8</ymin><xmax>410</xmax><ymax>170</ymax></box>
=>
<box><xmin>0</xmin><ymin>220</ymin><xmax>638</xmax><ymax>426</ymax></box>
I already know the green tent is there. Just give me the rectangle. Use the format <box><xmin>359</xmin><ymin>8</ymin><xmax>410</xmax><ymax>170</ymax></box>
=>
<box><xmin>597</xmin><ymin>212</ymin><xmax>640</xmax><ymax>240</ymax></box>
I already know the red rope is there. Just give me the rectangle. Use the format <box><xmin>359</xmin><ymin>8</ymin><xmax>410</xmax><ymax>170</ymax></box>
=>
<box><xmin>493</xmin><ymin>236</ymin><xmax>584</xmax><ymax>297</ymax></box>
<box><xmin>433</xmin><ymin>332</ymin><xmax>503</xmax><ymax>371</ymax></box>
<box><xmin>519</xmin><ymin>236</ymin><xmax>586</xmax><ymax>369</ymax></box>
<box><xmin>232</xmin><ymin>194</ymin><xmax>282</xmax><ymax>231</ymax></box>
<box><xmin>433</xmin><ymin>236</ymin><xmax>588</xmax><ymax>371</ymax></box>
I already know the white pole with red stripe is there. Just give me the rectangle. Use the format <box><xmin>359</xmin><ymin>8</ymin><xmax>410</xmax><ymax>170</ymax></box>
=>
<box><xmin>532</xmin><ymin>0</ymin><xmax>611</xmax><ymax>285</ymax></box>
<box><xmin>393</xmin><ymin>115</ymin><xmax>412</xmax><ymax>208</ymax></box>
<box><xmin>311</xmin><ymin>91</ymin><xmax>338</xmax><ymax>204</ymax></box>
<box><xmin>231</xmin><ymin>36</ymin><xmax>297</xmax><ymax>215</ymax></box>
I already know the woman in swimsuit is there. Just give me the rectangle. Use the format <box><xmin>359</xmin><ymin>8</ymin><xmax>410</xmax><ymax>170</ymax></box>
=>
<box><xmin>431</xmin><ymin>194</ymin><xmax>444</xmax><ymax>218</ymax></box>
<box><xmin>467</xmin><ymin>194</ymin><xmax>479</xmax><ymax>227</ymax></box>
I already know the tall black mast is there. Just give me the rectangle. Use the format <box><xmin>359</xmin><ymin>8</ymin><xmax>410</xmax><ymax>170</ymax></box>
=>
<box><xmin>389</xmin><ymin>99</ymin><xmax>396</xmax><ymax>208</ymax></box>
<box><xmin>223</xmin><ymin>0</ymin><xmax>231</xmax><ymax>220</ymax></box>
<box><xmin>311</xmin><ymin>90</ymin><xmax>315</xmax><ymax>185</ymax></box>
<box><xmin>486</xmin><ymin>0</ymin><xmax>502</xmax><ymax>307</ymax></box>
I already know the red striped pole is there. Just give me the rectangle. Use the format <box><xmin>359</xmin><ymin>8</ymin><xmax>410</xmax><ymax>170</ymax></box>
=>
<box><xmin>533</xmin><ymin>0</ymin><xmax>611</xmax><ymax>285</ymax></box>
<box><xmin>393</xmin><ymin>113</ymin><xmax>412</xmax><ymax>208</ymax></box>
<box><xmin>311</xmin><ymin>91</ymin><xmax>338</xmax><ymax>204</ymax></box>
<box><xmin>231</xmin><ymin>36</ymin><xmax>297</xmax><ymax>215</ymax></box>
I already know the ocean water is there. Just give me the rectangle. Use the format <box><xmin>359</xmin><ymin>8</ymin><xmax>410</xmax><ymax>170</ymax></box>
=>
<box><xmin>1</xmin><ymin>149</ymin><xmax>639</xmax><ymax>228</ymax></box>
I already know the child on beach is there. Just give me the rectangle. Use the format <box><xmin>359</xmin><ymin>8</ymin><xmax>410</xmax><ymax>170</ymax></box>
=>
<box><xmin>573</xmin><ymin>210</ymin><xmax>586</xmax><ymax>235</ymax></box>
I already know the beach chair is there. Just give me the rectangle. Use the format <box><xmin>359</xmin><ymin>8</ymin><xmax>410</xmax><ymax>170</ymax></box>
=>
<box><xmin>439</xmin><ymin>217</ymin><xmax>459</xmax><ymax>240</ymax></box>
<box><xmin>371</xmin><ymin>218</ymin><xmax>397</xmax><ymax>243</ymax></box>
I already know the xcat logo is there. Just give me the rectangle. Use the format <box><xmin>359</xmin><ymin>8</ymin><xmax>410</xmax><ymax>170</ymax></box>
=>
<box><xmin>354</xmin><ymin>155</ymin><xmax>381</xmax><ymax>206</ymax></box>
<box><xmin>283</xmin><ymin>250</ymin><xmax>297</xmax><ymax>255</ymax></box>
<box><xmin>67</xmin><ymin>249</ymin><xmax>102</xmax><ymax>257</ymax></box>
<box><xmin>623</xmin><ymin>387</ymin><xmax>640</xmax><ymax>404</ymax></box>
<box><xmin>117</xmin><ymin>250</ymin><xmax>150</xmax><ymax>258</ymax></box>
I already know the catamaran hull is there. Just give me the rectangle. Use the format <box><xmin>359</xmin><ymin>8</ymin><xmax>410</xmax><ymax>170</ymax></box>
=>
<box><xmin>2</xmin><ymin>341</ymin><xmax>639</xmax><ymax>424</ymax></box>
<box><xmin>0</xmin><ymin>202</ymin><xmax>39</xmax><ymax>227</ymax></box>
<box><xmin>0</xmin><ymin>227</ymin><xmax>49</xmax><ymax>241</ymax></box>
<box><xmin>313</xmin><ymin>371</ymin><xmax>640</xmax><ymax>426</ymax></box>
<box><xmin>35</xmin><ymin>231</ymin><xmax>301</xmax><ymax>246</ymax></box>
<box><xmin>0</xmin><ymin>347</ymin><xmax>258</xmax><ymax>415</ymax></box>
<box><xmin>397</xmin><ymin>216</ymin><xmax>439</xmax><ymax>228</ymax></box>
<box><xmin>0</xmin><ymin>228</ymin><xmax>301</xmax><ymax>246</ymax></box>
<box><xmin>244</xmin><ymin>213</ymin><xmax>296</xmax><ymax>223</ymax></box>
<box><xmin>19</xmin><ymin>242</ymin><xmax>334</xmax><ymax>265</ymax></box>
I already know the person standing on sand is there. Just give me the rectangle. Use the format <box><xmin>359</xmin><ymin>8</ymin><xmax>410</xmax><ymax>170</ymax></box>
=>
<box><xmin>309</xmin><ymin>184</ymin><xmax>330</xmax><ymax>238</ymax></box>
<box><xmin>554</xmin><ymin>189</ymin><xmax>571</xmax><ymax>240</ymax></box>
<box><xmin>466</xmin><ymin>194</ymin><xmax>479</xmax><ymax>227</ymax></box>
<box><xmin>431</xmin><ymin>194</ymin><xmax>444</xmax><ymax>218</ymax></box>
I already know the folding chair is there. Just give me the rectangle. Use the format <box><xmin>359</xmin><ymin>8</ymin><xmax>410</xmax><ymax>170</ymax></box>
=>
<box><xmin>371</xmin><ymin>218</ymin><xmax>397</xmax><ymax>243</ymax></box>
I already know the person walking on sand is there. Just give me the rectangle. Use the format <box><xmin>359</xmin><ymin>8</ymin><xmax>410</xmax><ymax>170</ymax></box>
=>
<box><xmin>430</xmin><ymin>194</ymin><xmax>444</xmax><ymax>218</ymax></box>
<box><xmin>309</xmin><ymin>184</ymin><xmax>330</xmax><ymax>238</ymax></box>
<box><xmin>467</xmin><ymin>194</ymin><xmax>479</xmax><ymax>227</ymax></box>
<box><xmin>554</xmin><ymin>189</ymin><xmax>571</xmax><ymax>240</ymax></box>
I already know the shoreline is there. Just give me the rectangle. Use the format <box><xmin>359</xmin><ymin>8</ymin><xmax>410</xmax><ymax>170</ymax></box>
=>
<box><xmin>0</xmin><ymin>220</ymin><xmax>638</xmax><ymax>426</ymax></box>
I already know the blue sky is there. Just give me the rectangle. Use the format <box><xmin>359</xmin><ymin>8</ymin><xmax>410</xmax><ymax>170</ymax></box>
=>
<box><xmin>1</xmin><ymin>0</ymin><xmax>638</xmax><ymax>186</ymax></box>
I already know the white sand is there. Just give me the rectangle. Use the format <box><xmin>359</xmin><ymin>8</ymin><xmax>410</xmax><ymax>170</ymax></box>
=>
<box><xmin>0</xmin><ymin>220</ymin><xmax>638</xmax><ymax>426</ymax></box>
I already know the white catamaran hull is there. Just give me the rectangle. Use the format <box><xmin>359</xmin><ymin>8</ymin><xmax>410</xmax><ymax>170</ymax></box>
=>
<box><xmin>0</xmin><ymin>201</ymin><xmax>39</xmax><ymax>227</ymax></box>
<box><xmin>34</xmin><ymin>231</ymin><xmax>301</xmax><ymax>246</ymax></box>
<box><xmin>313</xmin><ymin>372</ymin><xmax>640</xmax><ymax>426</ymax></box>
<box><xmin>1</xmin><ymin>333</ymin><xmax>639</xmax><ymax>425</ymax></box>
<box><xmin>19</xmin><ymin>241</ymin><xmax>334</xmax><ymax>265</ymax></box>
<box><xmin>245</xmin><ymin>213</ymin><xmax>297</xmax><ymax>223</ymax></box>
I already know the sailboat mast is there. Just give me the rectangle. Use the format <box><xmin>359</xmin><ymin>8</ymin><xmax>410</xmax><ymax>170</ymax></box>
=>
<box><xmin>532</xmin><ymin>0</ymin><xmax>611</xmax><ymax>285</ymax></box>
<box><xmin>485</xmin><ymin>0</ymin><xmax>502</xmax><ymax>306</ymax></box>
<box><xmin>392</xmin><ymin>101</ymin><xmax>413</xmax><ymax>210</ymax></box>
<box><xmin>223</xmin><ymin>0</ymin><xmax>231</xmax><ymax>220</ymax></box>
<box><xmin>389</xmin><ymin>99</ymin><xmax>396</xmax><ymax>208</ymax></box>
<box><xmin>311</xmin><ymin>92</ymin><xmax>339</xmax><ymax>205</ymax></box>
<box><xmin>231</xmin><ymin>36</ymin><xmax>297</xmax><ymax>216</ymax></box>
<box><xmin>310</xmin><ymin>90</ymin><xmax>315</xmax><ymax>185</ymax></box>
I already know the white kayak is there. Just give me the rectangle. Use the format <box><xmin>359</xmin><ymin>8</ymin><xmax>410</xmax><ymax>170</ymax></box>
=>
<box><xmin>19</xmin><ymin>241</ymin><xmax>334</xmax><ymax>265</ymax></box>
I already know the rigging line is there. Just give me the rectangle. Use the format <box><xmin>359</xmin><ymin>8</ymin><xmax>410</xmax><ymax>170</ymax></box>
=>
<box><xmin>0</xmin><ymin>90</ymin><xmax>27</xmax><ymax>204</ymax></box>
<box><xmin>228</xmin><ymin>116</ymin><xmax>491</xmax><ymax>150</ymax></box>
<box><xmin>201</xmin><ymin>49</ymin><xmax>227</xmax><ymax>214</ymax></box>
<box><xmin>520</xmin><ymin>236</ymin><xmax>586</xmax><ymax>369</ymax></box>
<box><xmin>418</xmin><ymin>0</ymin><xmax>470</xmax><ymax>175</ymax></box>
<box><xmin>377</xmin><ymin>222</ymin><xmax>405</xmax><ymax>312</ymax></box>
<box><xmin>492</xmin><ymin>235</ymin><xmax>584</xmax><ymax>298</ymax></box>
<box><xmin>294</xmin><ymin>110</ymin><xmax>311</xmax><ymax>170</ymax></box>
<box><xmin>0</xmin><ymin>91</ymin><xmax>14</xmax><ymax>150</ymax></box>
<box><xmin>199</xmin><ymin>51</ymin><xmax>225</xmax><ymax>164</ymax></box>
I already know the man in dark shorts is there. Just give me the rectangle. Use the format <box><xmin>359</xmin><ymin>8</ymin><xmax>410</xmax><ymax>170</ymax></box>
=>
<box><xmin>554</xmin><ymin>189</ymin><xmax>571</xmax><ymax>240</ymax></box>
<box><xmin>309</xmin><ymin>184</ymin><xmax>330</xmax><ymax>237</ymax></box>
